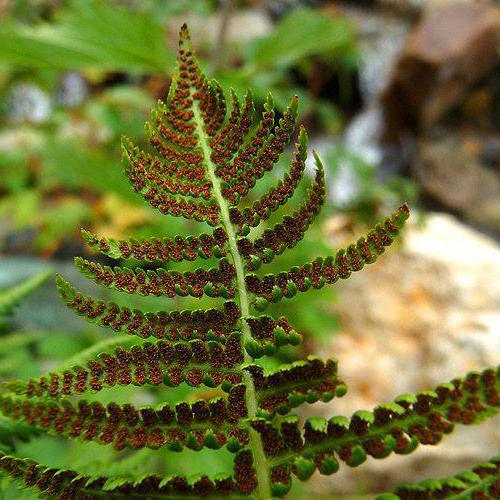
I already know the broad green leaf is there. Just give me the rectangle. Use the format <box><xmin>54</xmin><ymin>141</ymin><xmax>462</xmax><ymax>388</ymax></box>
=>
<box><xmin>250</xmin><ymin>8</ymin><xmax>356</xmax><ymax>69</ymax></box>
<box><xmin>0</xmin><ymin>0</ymin><xmax>173</xmax><ymax>73</ymax></box>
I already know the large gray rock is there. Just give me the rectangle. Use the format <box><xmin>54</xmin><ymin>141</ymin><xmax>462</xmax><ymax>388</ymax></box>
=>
<box><xmin>309</xmin><ymin>213</ymin><xmax>500</xmax><ymax>495</ymax></box>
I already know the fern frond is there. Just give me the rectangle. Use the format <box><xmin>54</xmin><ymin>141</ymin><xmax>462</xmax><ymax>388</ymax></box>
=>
<box><xmin>246</xmin><ymin>204</ymin><xmax>410</xmax><ymax>311</ymax></box>
<box><xmin>123</xmin><ymin>180</ymin><xmax>221</xmax><ymax>225</ymax></box>
<box><xmin>5</xmin><ymin>337</ymin><xmax>245</xmax><ymax>398</ymax></box>
<box><xmin>239</xmin><ymin>155</ymin><xmax>325</xmax><ymax>270</ymax></box>
<box><xmin>0</xmin><ymin>271</ymin><xmax>50</xmax><ymax>317</ymax></box>
<box><xmin>221</xmin><ymin>96</ymin><xmax>298</xmax><ymax>205</ymax></box>
<box><xmin>55</xmin><ymin>336</ymin><xmax>146</xmax><ymax>373</ymax></box>
<box><xmin>0</xmin><ymin>452</ymin><xmax>253</xmax><ymax>498</ymax></box>
<box><xmin>235</xmin><ymin>126</ymin><xmax>308</xmax><ymax>232</ymax></box>
<box><xmin>249</xmin><ymin>367</ymin><xmax>499</xmax><ymax>495</ymax></box>
<box><xmin>145</xmin><ymin>124</ymin><xmax>206</xmax><ymax>184</ymax></box>
<box><xmin>378</xmin><ymin>456</ymin><xmax>500</xmax><ymax>499</ymax></box>
<box><xmin>81</xmin><ymin>227</ymin><xmax>228</xmax><ymax>262</ymax></box>
<box><xmin>74</xmin><ymin>257</ymin><xmax>236</xmax><ymax>298</ymax></box>
<box><xmin>57</xmin><ymin>276</ymin><xmax>240</xmax><ymax>342</ymax></box>
<box><xmin>246</xmin><ymin>356</ymin><xmax>346</xmax><ymax>416</ymax></box>
<box><xmin>244</xmin><ymin>315</ymin><xmax>302</xmax><ymax>358</ymax></box>
<box><xmin>0</xmin><ymin>392</ymin><xmax>248</xmax><ymax>452</ymax></box>
<box><xmin>210</xmin><ymin>91</ymin><xmax>254</xmax><ymax>172</ymax></box>
<box><xmin>0</xmin><ymin>24</ymin><xmax>425</xmax><ymax>499</ymax></box>
<box><xmin>123</xmin><ymin>138</ymin><xmax>213</xmax><ymax>200</ymax></box>
<box><xmin>216</xmin><ymin>93</ymin><xmax>275</xmax><ymax>184</ymax></box>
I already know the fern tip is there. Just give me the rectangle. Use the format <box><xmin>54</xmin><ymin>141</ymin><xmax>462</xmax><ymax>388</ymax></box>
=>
<box><xmin>312</xmin><ymin>150</ymin><xmax>324</xmax><ymax>170</ymax></box>
<box><xmin>400</xmin><ymin>202</ymin><xmax>410</xmax><ymax>215</ymax></box>
<box><xmin>179</xmin><ymin>23</ymin><xmax>192</xmax><ymax>50</ymax></box>
<box><xmin>394</xmin><ymin>203</ymin><xmax>411</xmax><ymax>227</ymax></box>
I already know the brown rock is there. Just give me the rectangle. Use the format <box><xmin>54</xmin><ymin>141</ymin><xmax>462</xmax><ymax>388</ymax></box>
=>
<box><xmin>381</xmin><ymin>1</ymin><xmax>500</xmax><ymax>140</ymax></box>
<box><xmin>414</xmin><ymin>134</ymin><xmax>500</xmax><ymax>232</ymax></box>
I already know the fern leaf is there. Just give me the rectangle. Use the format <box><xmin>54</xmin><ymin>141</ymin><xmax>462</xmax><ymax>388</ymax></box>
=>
<box><xmin>234</xmin><ymin>126</ymin><xmax>308</xmax><ymax>232</ymax></box>
<box><xmin>238</xmin><ymin>155</ymin><xmax>325</xmax><ymax>270</ymax></box>
<box><xmin>122</xmin><ymin>138</ymin><xmax>213</xmax><ymax>200</ymax></box>
<box><xmin>123</xmin><ymin>183</ymin><xmax>220</xmax><ymax>224</ymax></box>
<box><xmin>0</xmin><ymin>271</ymin><xmax>50</xmax><ymax>317</ymax></box>
<box><xmin>210</xmin><ymin>91</ymin><xmax>254</xmax><ymax>172</ymax></box>
<box><xmin>246</xmin><ymin>356</ymin><xmax>346</xmax><ymax>416</ymax></box>
<box><xmin>119</xmin><ymin>26</ymin><xmax>229</xmax><ymax>224</ymax></box>
<box><xmin>54</xmin><ymin>336</ymin><xmax>144</xmax><ymax>373</ymax></box>
<box><xmin>244</xmin><ymin>315</ymin><xmax>302</xmax><ymax>358</ymax></box>
<box><xmin>145</xmin><ymin>125</ymin><xmax>206</xmax><ymax>185</ymax></box>
<box><xmin>5</xmin><ymin>337</ymin><xmax>245</xmax><ymax>398</ymax></box>
<box><xmin>0</xmin><ymin>391</ymin><xmax>248</xmax><ymax>452</ymax></box>
<box><xmin>123</xmin><ymin>99</ymin><xmax>221</xmax><ymax>221</ymax></box>
<box><xmin>74</xmin><ymin>257</ymin><xmax>236</xmax><ymax>298</ymax></box>
<box><xmin>0</xmin><ymin>453</ymin><xmax>254</xmax><ymax>498</ymax></box>
<box><xmin>57</xmin><ymin>275</ymin><xmax>239</xmax><ymax>341</ymax></box>
<box><xmin>0</xmin><ymin>24</ymin><xmax>420</xmax><ymax>499</ymax></box>
<box><xmin>380</xmin><ymin>456</ymin><xmax>500</xmax><ymax>499</ymax></box>
<box><xmin>221</xmin><ymin>96</ymin><xmax>299</xmax><ymax>203</ymax></box>
<box><xmin>81</xmin><ymin>227</ymin><xmax>228</xmax><ymax>262</ymax></box>
<box><xmin>246</xmin><ymin>204</ymin><xmax>410</xmax><ymax>311</ymax></box>
<box><xmin>249</xmin><ymin>367</ymin><xmax>499</xmax><ymax>495</ymax></box>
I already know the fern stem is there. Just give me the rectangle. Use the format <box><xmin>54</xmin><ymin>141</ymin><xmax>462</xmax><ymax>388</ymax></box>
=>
<box><xmin>193</xmin><ymin>104</ymin><xmax>272</xmax><ymax>500</ymax></box>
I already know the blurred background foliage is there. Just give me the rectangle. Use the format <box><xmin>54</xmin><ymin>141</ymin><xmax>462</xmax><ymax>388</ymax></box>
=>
<box><xmin>0</xmin><ymin>0</ymin><xmax>413</xmax><ymax>258</ymax></box>
<box><xmin>0</xmin><ymin>0</ymin><xmax>424</xmax><ymax>498</ymax></box>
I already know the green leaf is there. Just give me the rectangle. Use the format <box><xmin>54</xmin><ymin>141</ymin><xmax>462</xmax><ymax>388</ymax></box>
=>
<box><xmin>379</xmin><ymin>456</ymin><xmax>500</xmax><ymax>499</ymax></box>
<box><xmin>251</xmin><ymin>8</ymin><xmax>356</xmax><ymax>69</ymax></box>
<box><xmin>0</xmin><ymin>417</ymin><xmax>39</xmax><ymax>453</ymax></box>
<box><xmin>0</xmin><ymin>21</ymin><xmax>473</xmax><ymax>500</ymax></box>
<box><xmin>0</xmin><ymin>453</ymin><xmax>246</xmax><ymax>498</ymax></box>
<box><xmin>0</xmin><ymin>0</ymin><xmax>173</xmax><ymax>72</ymax></box>
<box><xmin>0</xmin><ymin>271</ymin><xmax>51</xmax><ymax>317</ymax></box>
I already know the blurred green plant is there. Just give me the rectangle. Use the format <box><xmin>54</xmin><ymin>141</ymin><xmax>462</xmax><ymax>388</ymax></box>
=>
<box><xmin>251</xmin><ymin>8</ymin><xmax>355</xmax><ymax>68</ymax></box>
<box><xmin>0</xmin><ymin>84</ymin><xmax>156</xmax><ymax>254</ymax></box>
<box><xmin>324</xmin><ymin>145</ymin><xmax>419</xmax><ymax>225</ymax></box>
<box><xmin>0</xmin><ymin>0</ymin><xmax>173</xmax><ymax>73</ymax></box>
<box><xmin>0</xmin><ymin>270</ymin><xmax>51</xmax><ymax>320</ymax></box>
<box><xmin>0</xmin><ymin>1</ymin><xmax>361</xmax><ymax>257</ymax></box>
<box><xmin>0</xmin><ymin>270</ymin><xmax>53</xmax><ymax>388</ymax></box>
<box><xmin>0</xmin><ymin>272</ymin><xmax>49</xmax><ymax>480</ymax></box>
<box><xmin>219</xmin><ymin>7</ymin><xmax>359</xmax><ymax>130</ymax></box>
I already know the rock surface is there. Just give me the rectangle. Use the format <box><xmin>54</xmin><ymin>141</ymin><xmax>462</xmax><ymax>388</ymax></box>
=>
<box><xmin>414</xmin><ymin>134</ymin><xmax>500</xmax><ymax>232</ymax></box>
<box><xmin>310</xmin><ymin>212</ymin><xmax>500</xmax><ymax>495</ymax></box>
<box><xmin>381</xmin><ymin>1</ymin><xmax>500</xmax><ymax>140</ymax></box>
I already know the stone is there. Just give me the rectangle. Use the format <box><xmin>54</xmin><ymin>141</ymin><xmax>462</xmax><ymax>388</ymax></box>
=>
<box><xmin>309</xmin><ymin>213</ymin><xmax>500</xmax><ymax>495</ymax></box>
<box><xmin>413</xmin><ymin>134</ymin><xmax>500</xmax><ymax>232</ymax></box>
<box><xmin>381</xmin><ymin>1</ymin><xmax>500</xmax><ymax>140</ymax></box>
